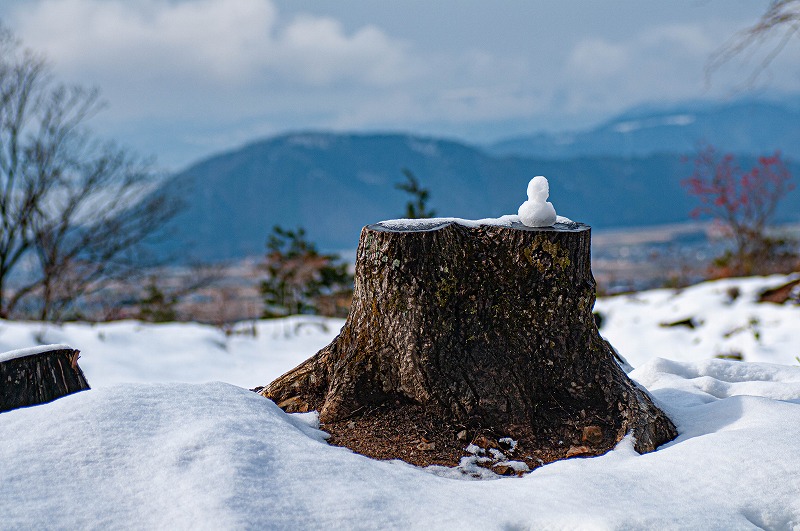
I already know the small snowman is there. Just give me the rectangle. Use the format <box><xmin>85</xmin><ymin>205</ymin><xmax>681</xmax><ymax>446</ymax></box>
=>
<box><xmin>518</xmin><ymin>176</ymin><xmax>557</xmax><ymax>227</ymax></box>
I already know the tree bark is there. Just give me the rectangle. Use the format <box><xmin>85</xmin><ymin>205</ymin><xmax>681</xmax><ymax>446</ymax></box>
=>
<box><xmin>1</xmin><ymin>346</ymin><xmax>90</xmax><ymax>413</ymax></box>
<box><xmin>261</xmin><ymin>220</ymin><xmax>677</xmax><ymax>468</ymax></box>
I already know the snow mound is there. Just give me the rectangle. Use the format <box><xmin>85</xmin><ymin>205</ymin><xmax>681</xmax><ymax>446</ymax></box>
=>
<box><xmin>2</xmin><ymin>359</ymin><xmax>800</xmax><ymax>528</ymax></box>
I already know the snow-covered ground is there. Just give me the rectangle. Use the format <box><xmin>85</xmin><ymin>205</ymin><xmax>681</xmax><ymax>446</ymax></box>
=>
<box><xmin>1</xmin><ymin>275</ymin><xmax>800</xmax><ymax>528</ymax></box>
<box><xmin>595</xmin><ymin>274</ymin><xmax>800</xmax><ymax>367</ymax></box>
<box><xmin>0</xmin><ymin>315</ymin><xmax>343</xmax><ymax>390</ymax></box>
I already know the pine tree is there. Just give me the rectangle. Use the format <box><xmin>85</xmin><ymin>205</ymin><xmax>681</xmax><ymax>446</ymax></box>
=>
<box><xmin>261</xmin><ymin>226</ymin><xmax>352</xmax><ymax>318</ymax></box>
<box><xmin>395</xmin><ymin>169</ymin><xmax>436</xmax><ymax>219</ymax></box>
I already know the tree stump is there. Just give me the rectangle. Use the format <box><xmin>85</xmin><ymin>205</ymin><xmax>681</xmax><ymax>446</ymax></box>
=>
<box><xmin>261</xmin><ymin>219</ymin><xmax>677</xmax><ymax>469</ymax></box>
<box><xmin>1</xmin><ymin>345</ymin><xmax>90</xmax><ymax>413</ymax></box>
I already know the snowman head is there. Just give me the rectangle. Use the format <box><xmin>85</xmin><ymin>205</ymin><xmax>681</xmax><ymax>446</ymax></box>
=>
<box><xmin>527</xmin><ymin>176</ymin><xmax>549</xmax><ymax>202</ymax></box>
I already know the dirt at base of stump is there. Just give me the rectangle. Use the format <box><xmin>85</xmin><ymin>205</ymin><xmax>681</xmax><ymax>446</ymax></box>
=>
<box><xmin>321</xmin><ymin>401</ymin><xmax>612</xmax><ymax>476</ymax></box>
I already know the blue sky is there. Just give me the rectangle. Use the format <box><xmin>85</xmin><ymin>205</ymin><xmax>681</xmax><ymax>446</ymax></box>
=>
<box><xmin>1</xmin><ymin>0</ymin><xmax>797</xmax><ymax>170</ymax></box>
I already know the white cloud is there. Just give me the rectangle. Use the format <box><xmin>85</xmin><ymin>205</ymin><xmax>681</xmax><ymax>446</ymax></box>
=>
<box><xmin>4</xmin><ymin>0</ymin><xmax>797</xmax><ymax>169</ymax></box>
<box><xmin>560</xmin><ymin>22</ymin><xmax>743</xmax><ymax>116</ymax></box>
<box><xmin>12</xmin><ymin>0</ymin><xmax>415</xmax><ymax>88</ymax></box>
<box><xmin>640</xmin><ymin>24</ymin><xmax>717</xmax><ymax>56</ymax></box>
<box><xmin>567</xmin><ymin>39</ymin><xmax>630</xmax><ymax>80</ymax></box>
<box><xmin>276</xmin><ymin>16</ymin><xmax>414</xmax><ymax>86</ymax></box>
<box><xmin>14</xmin><ymin>0</ymin><xmax>269</xmax><ymax>81</ymax></box>
<box><xmin>566</xmin><ymin>23</ymin><xmax>719</xmax><ymax>85</ymax></box>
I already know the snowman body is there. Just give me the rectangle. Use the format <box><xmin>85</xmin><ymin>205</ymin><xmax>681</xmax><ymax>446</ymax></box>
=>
<box><xmin>518</xmin><ymin>176</ymin><xmax>557</xmax><ymax>227</ymax></box>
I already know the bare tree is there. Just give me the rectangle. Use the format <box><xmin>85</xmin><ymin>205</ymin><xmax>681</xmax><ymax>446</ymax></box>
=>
<box><xmin>683</xmin><ymin>145</ymin><xmax>795</xmax><ymax>276</ymax></box>
<box><xmin>707</xmin><ymin>0</ymin><xmax>800</xmax><ymax>86</ymax></box>
<box><xmin>0</xmin><ymin>26</ymin><xmax>179</xmax><ymax>320</ymax></box>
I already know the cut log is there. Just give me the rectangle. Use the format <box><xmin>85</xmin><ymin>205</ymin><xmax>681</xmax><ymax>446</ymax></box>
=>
<box><xmin>1</xmin><ymin>345</ymin><xmax>90</xmax><ymax>413</ymax></box>
<box><xmin>261</xmin><ymin>219</ymin><xmax>677</xmax><ymax>468</ymax></box>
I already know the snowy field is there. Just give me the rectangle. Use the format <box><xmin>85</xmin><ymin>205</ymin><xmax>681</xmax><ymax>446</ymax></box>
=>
<box><xmin>595</xmin><ymin>274</ymin><xmax>800</xmax><ymax>368</ymax></box>
<box><xmin>2</xmin><ymin>275</ymin><xmax>800</xmax><ymax>528</ymax></box>
<box><xmin>0</xmin><ymin>315</ymin><xmax>343</xmax><ymax>391</ymax></box>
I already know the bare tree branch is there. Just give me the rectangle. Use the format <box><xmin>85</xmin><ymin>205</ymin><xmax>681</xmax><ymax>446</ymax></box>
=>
<box><xmin>706</xmin><ymin>0</ymin><xmax>800</xmax><ymax>88</ymax></box>
<box><xmin>0</xmin><ymin>25</ymin><xmax>181</xmax><ymax>320</ymax></box>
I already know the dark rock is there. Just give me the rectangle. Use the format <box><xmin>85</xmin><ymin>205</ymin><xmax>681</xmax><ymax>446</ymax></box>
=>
<box><xmin>493</xmin><ymin>464</ymin><xmax>515</xmax><ymax>476</ymax></box>
<box><xmin>474</xmin><ymin>435</ymin><xmax>498</xmax><ymax>450</ymax></box>
<box><xmin>715</xmin><ymin>351</ymin><xmax>744</xmax><ymax>361</ymax></box>
<box><xmin>758</xmin><ymin>279</ymin><xmax>800</xmax><ymax>305</ymax></box>
<box><xmin>565</xmin><ymin>445</ymin><xmax>591</xmax><ymax>458</ymax></box>
<box><xmin>581</xmin><ymin>425</ymin><xmax>603</xmax><ymax>445</ymax></box>
<box><xmin>660</xmin><ymin>317</ymin><xmax>698</xmax><ymax>329</ymax></box>
<box><xmin>416</xmin><ymin>441</ymin><xmax>436</xmax><ymax>451</ymax></box>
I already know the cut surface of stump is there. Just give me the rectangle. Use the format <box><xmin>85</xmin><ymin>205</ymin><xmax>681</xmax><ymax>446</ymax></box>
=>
<box><xmin>261</xmin><ymin>219</ymin><xmax>677</xmax><ymax>470</ymax></box>
<box><xmin>1</xmin><ymin>344</ymin><xmax>90</xmax><ymax>413</ymax></box>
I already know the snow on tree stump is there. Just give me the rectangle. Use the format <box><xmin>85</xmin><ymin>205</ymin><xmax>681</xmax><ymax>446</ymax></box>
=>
<box><xmin>0</xmin><ymin>345</ymin><xmax>90</xmax><ymax>413</ymax></box>
<box><xmin>261</xmin><ymin>219</ymin><xmax>677</xmax><ymax>469</ymax></box>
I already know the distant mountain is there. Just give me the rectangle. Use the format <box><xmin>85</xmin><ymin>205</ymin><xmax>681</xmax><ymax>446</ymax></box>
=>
<box><xmin>157</xmin><ymin>131</ymin><xmax>800</xmax><ymax>262</ymax></box>
<box><xmin>489</xmin><ymin>99</ymin><xmax>800</xmax><ymax>159</ymax></box>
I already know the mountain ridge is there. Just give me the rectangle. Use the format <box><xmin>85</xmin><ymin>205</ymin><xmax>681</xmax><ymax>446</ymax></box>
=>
<box><xmin>488</xmin><ymin>98</ymin><xmax>800</xmax><ymax>160</ymax></box>
<box><xmin>156</xmin><ymin>98</ymin><xmax>800</xmax><ymax>262</ymax></box>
